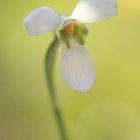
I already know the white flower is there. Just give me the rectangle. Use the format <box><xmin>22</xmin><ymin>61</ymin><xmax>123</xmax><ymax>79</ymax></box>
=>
<box><xmin>23</xmin><ymin>0</ymin><xmax>118</xmax><ymax>93</ymax></box>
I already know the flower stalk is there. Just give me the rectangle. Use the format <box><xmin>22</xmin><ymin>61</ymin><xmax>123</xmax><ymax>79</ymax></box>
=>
<box><xmin>44</xmin><ymin>36</ymin><xmax>68</xmax><ymax>140</ymax></box>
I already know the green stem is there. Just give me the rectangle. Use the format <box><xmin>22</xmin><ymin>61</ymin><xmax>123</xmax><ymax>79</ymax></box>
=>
<box><xmin>44</xmin><ymin>36</ymin><xmax>68</xmax><ymax>140</ymax></box>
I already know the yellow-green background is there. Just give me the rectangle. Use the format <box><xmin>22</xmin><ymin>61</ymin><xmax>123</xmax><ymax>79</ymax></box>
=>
<box><xmin>1</xmin><ymin>0</ymin><xmax>140</xmax><ymax>140</ymax></box>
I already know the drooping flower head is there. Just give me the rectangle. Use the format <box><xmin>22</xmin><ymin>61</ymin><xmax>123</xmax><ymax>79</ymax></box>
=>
<box><xmin>24</xmin><ymin>0</ymin><xmax>118</xmax><ymax>93</ymax></box>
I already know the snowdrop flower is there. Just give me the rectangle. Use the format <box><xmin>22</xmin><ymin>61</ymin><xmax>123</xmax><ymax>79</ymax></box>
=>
<box><xmin>24</xmin><ymin>0</ymin><xmax>118</xmax><ymax>93</ymax></box>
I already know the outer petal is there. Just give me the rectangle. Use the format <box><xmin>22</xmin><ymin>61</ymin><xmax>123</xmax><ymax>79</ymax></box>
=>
<box><xmin>61</xmin><ymin>39</ymin><xmax>96</xmax><ymax>93</ymax></box>
<box><xmin>70</xmin><ymin>0</ymin><xmax>118</xmax><ymax>23</ymax></box>
<box><xmin>24</xmin><ymin>7</ymin><xmax>61</xmax><ymax>36</ymax></box>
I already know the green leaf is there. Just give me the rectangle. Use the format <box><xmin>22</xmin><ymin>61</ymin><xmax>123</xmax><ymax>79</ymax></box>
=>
<box><xmin>73</xmin><ymin>23</ymin><xmax>88</xmax><ymax>45</ymax></box>
<box><xmin>60</xmin><ymin>31</ymin><xmax>71</xmax><ymax>49</ymax></box>
<box><xmin>74</xmin><ymin>23</ymin><xmax>88</xmax><ymax>36</ymax></box>
<box><xmin>74</xmin><ymin>32</ymin><xmax>85</xmax><ymax>45</ymax></box>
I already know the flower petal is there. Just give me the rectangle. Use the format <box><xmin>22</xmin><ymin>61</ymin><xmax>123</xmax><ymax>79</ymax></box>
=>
<box><xmin>24</xmin><ymin>7</ymin><xmax>61</xmax><ymax>36</ymax></box>
<box><xmin>70</xmin><ymin>0</ymin><xmax>118</xmax><ymax>23</ymax></box>
<box><xmin>61</xmin><ymin>39</ymin><xmax>96</xmax><ymax>93</ymax></box>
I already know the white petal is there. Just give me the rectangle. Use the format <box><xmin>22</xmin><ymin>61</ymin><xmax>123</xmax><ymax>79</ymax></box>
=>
<box><xmin>70</xmin><ymin>0</ymin><xmax>118</xmax><ymax>23</ymax></box>
<box><xmin>61</xmin><ymin>39</ymin><xmax>96</xmax><ymax>93</ymax></box>
<box><xmin>24</xmin><ymin>7</ymin><xmax>61</xmax><ymax>36</ymax></box>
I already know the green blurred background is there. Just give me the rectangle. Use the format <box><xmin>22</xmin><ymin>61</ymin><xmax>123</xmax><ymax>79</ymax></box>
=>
<box><xmin>1</xmin><ymin>0</ymin><xmax>140</xmax><ymax>140</ymax></box>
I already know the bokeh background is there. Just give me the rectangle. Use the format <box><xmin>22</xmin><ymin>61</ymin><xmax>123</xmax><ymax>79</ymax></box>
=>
<box><xmin>1</xmin><ymin>0</ymin><xmax>140</xmax><ymax>140</ymax></box>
